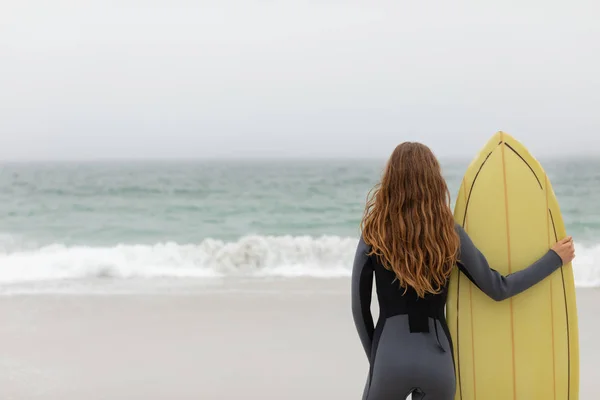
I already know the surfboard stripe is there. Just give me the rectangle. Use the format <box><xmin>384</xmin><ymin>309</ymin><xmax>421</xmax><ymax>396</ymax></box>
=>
<box><xmin>549</xmin><ymin>209</ymin><xmax>571</xmax><ymax>399</ymax></box>
<box><xmin>463</xmin><ymin>179</ymin><xmax>477</xmax><ymax>400</ymax></box>
<box><xmin>456</xmin><ymin>142</ymin><xmax>500</xmax><ymax>400</ymax></box>
<box><xmin>455</xmin><ymin>257</ymin><xmax>463</xmax><ymax>400</ymax></box>
<box><xmin>499</xmin><ymin>135</ymin><xmax>517</xmax><ymax>400</ymax></box>
<box><xmin>545</xmin><ymin>174</ymin><xmax>557</xmax><ymax>400</ymax></box>
<box><xmin>468</xmin><ymin>282</ymin><xmax>476</xmax><ymax>399</ymax></box>
<box><xmin>505</xmin><ymin>143</ymin><xmax>543</xmax><ymax>189</ymax></box>
<box><xmin>461</xmin><ymin>147</ymin><xmax>497</xmax><ymax>227</ymax></box>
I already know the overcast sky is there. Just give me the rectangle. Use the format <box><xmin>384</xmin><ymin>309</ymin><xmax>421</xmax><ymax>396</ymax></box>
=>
<box><xmin>1</xmin><ymin>1</ymin><xmax>599</xmax><ymax>160</ymax></box>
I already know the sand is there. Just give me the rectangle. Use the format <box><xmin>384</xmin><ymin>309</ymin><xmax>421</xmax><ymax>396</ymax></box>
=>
<box><xmin>0</xmin><ymin>279</ymin><xmax>598</xmax><ymax>399</ymax></box>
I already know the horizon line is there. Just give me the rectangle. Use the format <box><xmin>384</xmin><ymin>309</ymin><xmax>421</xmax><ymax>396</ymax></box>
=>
<box><xmin>0</xmin><ymin>153</ymin><xmax>598</xmax><ymax>164</ymax></box>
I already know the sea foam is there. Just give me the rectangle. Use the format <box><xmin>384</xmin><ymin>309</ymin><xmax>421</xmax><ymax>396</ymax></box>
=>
<box><xmin>0</xmin><ymin>235</ymin><xmax>598</xmax><ymax>287</ymax></box>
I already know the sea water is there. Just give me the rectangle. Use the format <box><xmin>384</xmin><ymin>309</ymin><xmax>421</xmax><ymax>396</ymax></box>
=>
<box><xmin>1</xmin><ymin>158</ymin><xmax>598</xmax><ymax>292</ymax></box>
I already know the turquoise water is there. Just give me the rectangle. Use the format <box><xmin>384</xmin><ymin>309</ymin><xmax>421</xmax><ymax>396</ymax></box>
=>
<box><xmin>0</xmin><ymin>159</ymin><xmax>599</xmax><ymax>287</ymax></box>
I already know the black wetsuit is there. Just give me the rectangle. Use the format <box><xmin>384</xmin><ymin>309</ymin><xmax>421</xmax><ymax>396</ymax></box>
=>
<box><xmin>351</xmin><ymin>224</ymin><xmax>563</xmax><ymax>400</ymax></box>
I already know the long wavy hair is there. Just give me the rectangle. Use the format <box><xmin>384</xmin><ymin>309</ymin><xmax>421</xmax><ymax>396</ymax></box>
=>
<box><xmin>360</xmin><ymin>142</ymin><xmax>460</xmax><ymax>297</ymax></box>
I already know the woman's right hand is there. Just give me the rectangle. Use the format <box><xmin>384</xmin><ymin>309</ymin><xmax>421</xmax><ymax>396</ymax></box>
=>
<box><xmin>551</xmin><ymin>236</ymin><xmax>576</xmax><ymax>265</ymax></box>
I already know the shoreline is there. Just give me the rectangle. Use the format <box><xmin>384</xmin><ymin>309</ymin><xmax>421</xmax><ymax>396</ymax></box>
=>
<box><xmin>1</xmin><ymin>280</ymin><xmax>597</xmax><ymax>399</ymax></box>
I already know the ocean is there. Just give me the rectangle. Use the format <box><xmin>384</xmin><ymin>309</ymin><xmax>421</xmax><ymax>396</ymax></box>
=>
<box><xmin>1</xmin><ymin>158</ymin><xmax>599</xmax><ymax>292</ymax></box>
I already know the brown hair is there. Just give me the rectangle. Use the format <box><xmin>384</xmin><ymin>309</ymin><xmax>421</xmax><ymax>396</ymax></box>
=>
<box><xmin>360</xmin><ymin>142</ymin><xmax>460</xmax><ymax>297</ymax></box>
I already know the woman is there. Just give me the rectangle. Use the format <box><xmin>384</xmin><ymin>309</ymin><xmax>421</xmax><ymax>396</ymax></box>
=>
<box><xmin>351</xmin><ymin>142</ymin><xmax>575</xmax><ymax>400</ymax></box>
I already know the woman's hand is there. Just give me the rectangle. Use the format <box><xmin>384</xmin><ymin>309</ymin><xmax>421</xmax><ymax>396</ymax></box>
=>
<box><xmin>551</xmin><ymin>236</ymin><xmax>576</xmax><ymax>265</ymax></box>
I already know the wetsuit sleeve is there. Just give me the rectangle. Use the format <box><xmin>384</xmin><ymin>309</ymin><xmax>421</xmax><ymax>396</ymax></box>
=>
<box><xmin>351</xmin><ymin>236</ymin><xmax>375</xmax><ymax>360</ymax></box>
<box><xmin>456</xmin><ymin>224</ymin><xmax>563</xmax><ymax>301</ymax></box>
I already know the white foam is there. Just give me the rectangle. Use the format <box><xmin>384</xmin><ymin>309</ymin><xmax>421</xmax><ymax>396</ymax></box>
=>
<box><xmin>0</xmin><ymin>235</ymin><xmax>598</xmax><ymax>287</ymax></box>
<box><xmin>572</xmin><ymin>243</ymin><xmax>600</xmax><ymax>288</ymax></box>
<box><xmin>0</xmin><ymin>235</ymin><xmax>358</xmax><ymax>283</ymax></box>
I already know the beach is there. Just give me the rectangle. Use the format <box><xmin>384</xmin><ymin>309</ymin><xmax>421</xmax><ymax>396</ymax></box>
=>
<box><xmin>1</xmin><ymin>279</ymin><xmax>598</xmax><ymax>399</ymax></box>
<box><xmin>1</xmin><ymin>160</ymin><xmax>599</xmax><ymax>399</ymax></box>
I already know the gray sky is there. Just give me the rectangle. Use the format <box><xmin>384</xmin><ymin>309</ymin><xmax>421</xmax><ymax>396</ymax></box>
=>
<box><xmin>1</xmin><ymin>1</ymin><xmax>599</xmax><ymax>160</ymax></box>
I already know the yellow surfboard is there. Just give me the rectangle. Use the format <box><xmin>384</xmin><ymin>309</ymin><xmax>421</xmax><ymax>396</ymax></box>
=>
<box><xmin>446</xmin><ymin>132</ymin><xmax>579</xmax><ymax>399</ymax></box>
